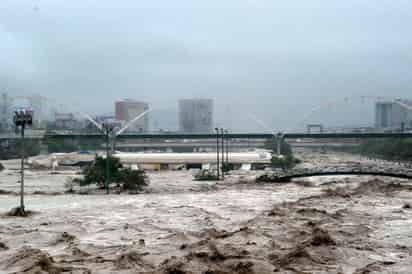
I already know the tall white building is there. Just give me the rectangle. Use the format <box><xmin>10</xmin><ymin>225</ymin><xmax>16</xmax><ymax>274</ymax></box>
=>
<box><xmin>115</xmin><ymin>99</ymin><xmax>149</xmax><ymax>132</ymax></box>
<box><xmin>179</xmin><ymin>99</ymin><xmax>214</xmax><ymax>133</ymax></box>
<box><xmin>375</xmin><ymin>100</ymin><xmax>412</xmax><ymax>129</ymax></box>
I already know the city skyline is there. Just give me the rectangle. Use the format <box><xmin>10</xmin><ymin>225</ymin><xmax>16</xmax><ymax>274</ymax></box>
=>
<box><xmin>2</xmin><ymin>1</ymin><xmax>412</xmax><ymax>131</ymax></box>
<box><xmin>4</xmin><ymin>92</ymin><xmax>412</xmax><ymax>133</ymax></box>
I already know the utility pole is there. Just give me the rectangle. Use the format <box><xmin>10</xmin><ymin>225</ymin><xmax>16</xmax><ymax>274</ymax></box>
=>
<box><xmin>105</xmin><ymin>132</ymin><xmax>110</xmax><ymax>194</ymax></box>
<box><xmin>102</xmin><ymin>123</ymin><xmax>114</xmax><ymax>194</ymax></box>
<box><xmin>13</xmin><ymin>108</ymin><xmax>33</xmax><ymax>215</ymax></box>
<box><xmin>225</xmin><ymin>129</ymin><xmax>229</xmax><ymax>168</ymax></box>
<box><xmin>20</xmin><ymin>123</ymin><xmax>25</xmax><ymax>212</ymax></box>
<box><xmin>221</xmin><ymin>128</ymin><xmax>225</xmax><ymax>179</ymax></box>
<box><xmin>215</xmin><ymin>128</ymin><xmax>220</xmax><ymax>180</ymax></box>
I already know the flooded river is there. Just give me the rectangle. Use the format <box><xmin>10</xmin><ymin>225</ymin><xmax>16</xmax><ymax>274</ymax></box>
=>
<box><xmin>0</xmin><ymin>151</ymin><xmax>412</xmax><ymax>273</ymax></box>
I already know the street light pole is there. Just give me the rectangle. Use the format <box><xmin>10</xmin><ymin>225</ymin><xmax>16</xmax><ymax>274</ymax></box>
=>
<box><xmin>103</xmin><ymin>123</ymin><xmax>114</xmax><ymax>195</ymax></box>
<box><xmin>215</xmin><ymin>128</ymin><xmax>220</xmax><ymax>180</ymax></box>
<box><xmin>105</xmin><ymin>131</ymin><xmax>110</xmax><ymax>194</ymax></box>
<box><xmin>220</xmin><ymin>128</ymin><xmax>225</xmax><ymax>179</ymax></box>
<box><xmin>20</xmin><ymin>122</ymin><xmax>25</xmax><ymax>213</ymax></box>
<box><xmin>13</xmin><ymin>108</ymin><xmax>33</xmax><ymax>215</ymax></box>
<box><xmin>225</xmin><ymin>130</ymin><xmax>229</xmax><ymax>168</ymax></box>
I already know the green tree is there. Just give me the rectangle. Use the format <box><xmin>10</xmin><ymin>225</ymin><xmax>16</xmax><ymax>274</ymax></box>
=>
<box><xmin>263</xmin><ymin>137</ymin><xmax>299</xmax><ymax>170</ymax></box>
<box><xmin>263</xmin><ymin>138</ymin><xmax>293</xmax><ymax>156</ymax></box>
<box><xmin>118</xmin><ymin>168</ymin><xmax>148</xmax><ymax>193</ymax></box>
<box><xmin>80</xmin><ymin>156</ymin><xmax>147</xmax><ymax>192</ymax></box>
<box><xmin>271</xmin><ymin>154</ymin><xmax>300</xmax><ymax>170</ymax></box>
<box><xmin>81</xmin><ymin>156</ymin><xmax>123</xmax><ymax>187</ymax></box>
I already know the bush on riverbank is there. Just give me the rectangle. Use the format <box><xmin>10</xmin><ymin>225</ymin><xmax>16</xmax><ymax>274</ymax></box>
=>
<box><xmin>263</xmin><ymin>138</ymin><xmax>300</xmax><ymax>170</ymax></box>
<box><xmin>118</xmin><ymin>168</ymin><xmax>148</xmax><ymax>193</ymax></box>
<box><xmin>271</xmin><ymin>154</ymin><xmax>301</xmax><ymax>170</ymax></box>
<box><xmin>263</xmin><ymin>138</ymin><xmax>293</xmax><ymax>156</ymax></box>
<box><xmin>79</xmin><ymin>156</ymin><xmax>148</xmax><ymax>193</ymax></box>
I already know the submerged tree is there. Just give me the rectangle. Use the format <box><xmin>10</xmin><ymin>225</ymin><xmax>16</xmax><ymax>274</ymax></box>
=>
<box><xmin>263</xmin><ymin>137</ymin><xmax>293</xmax><ymax>157</ymax></box>
<box><xmin>263</xmin><ymin>138</ymin><xmax>300</xmax><ymax>170</ymax></box>
<box><xmin>118</xmin><ymin>168</ymin><xmax>148</xmax><ymax>193</ymax></box>
<box><xmin>82</xmin><ymin>156</ymin><xmax>123</xmax><ymax>188</ymax></box>
<box><xmin>80</xmin><ymin>156</ymin><xmax>147</xmax><ymax>193</ymax></box>
<box><xmin>271</xmin><ymin>154</ymin><xmax>301</xmax><ymax>170</ymax></box>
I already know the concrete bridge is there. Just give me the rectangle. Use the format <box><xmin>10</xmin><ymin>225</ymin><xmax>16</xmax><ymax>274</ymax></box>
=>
<box><xmin>107</xmin><ymin>140</ymin><xmax>359</xmax><ymax>151</ymax></box>
<box><xmin>2</xmin><ymin>132</ymin><xmax>412</xmax><ymax>140</ymax></box>
<box><xmin>258</xmin><ymin>166</ymin><xmax>412</xmax><ymax>182</ymax></box>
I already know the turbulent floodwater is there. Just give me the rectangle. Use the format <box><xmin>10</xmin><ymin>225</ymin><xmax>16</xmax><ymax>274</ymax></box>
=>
<box><xmin>1</xmin><ymin>151</ymin><xmax>412</xmax><ymax>273</ymax></box>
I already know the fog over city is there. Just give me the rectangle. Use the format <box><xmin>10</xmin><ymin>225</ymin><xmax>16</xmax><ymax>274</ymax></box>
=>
<box><xmin>1</xmin><ymin>0</ymin><xmax>412</xmax><ymax>131</ymax></box>
<box><xmin>4</xmin><ymin>2</ymin><xmax>412</xmax><ymax>274</ymax></box>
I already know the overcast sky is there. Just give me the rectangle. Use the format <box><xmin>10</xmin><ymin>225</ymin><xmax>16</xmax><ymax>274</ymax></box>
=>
<box><xmin>1</xmin><ymin>0</ymin><xmax>412</xmax><ymax>131</ymax></box>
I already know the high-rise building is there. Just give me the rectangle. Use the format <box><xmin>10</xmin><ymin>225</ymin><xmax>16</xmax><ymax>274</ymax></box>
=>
<box><xmin>53</xmin><ymin>112</ymin><xmax>81</xmax><ymax>129</ymax></box>
<box><xmin>375</xmin><ymin>100</ymin><xmax>412</xmax><ymax>129</ymax></box>
<box><xmin>179</xmin><ymin>99</ymin><xmax>214</xmax><ymax>133</ymax></box>
<box><xmin>115</xmin><ymin>99</ymin><xmax>149</xmax><ymax>132</ymax></box>
<box><xmin>0</xmin><ymin>93</ymin><xmax>12</xmax><ymax>130</ymax></box>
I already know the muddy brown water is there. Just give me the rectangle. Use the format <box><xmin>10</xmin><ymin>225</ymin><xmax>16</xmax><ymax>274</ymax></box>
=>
<box><xmin>1</xmin><ymin>151</ymin><xmax>412</xmax><ymax>273</ymax></box>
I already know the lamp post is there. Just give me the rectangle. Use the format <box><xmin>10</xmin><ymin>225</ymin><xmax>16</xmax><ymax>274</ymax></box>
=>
<box><xmin>225</xmin><ymin>129</ymin><xmax>229</xmax><ymax>169</ymax></box>
<box><xmin>102</xmin><ymin>122</ymin><xmax>115</xmax><ymax>194</ymax></box>
<box><xmin>215</xmin><ymin>128</ymin><xmax>220</xmax><ymax>180</ymax></box>
<box><xmin>13</xmin><ymin>108</ymin><xmax>33</xmax><ymax>215</ymax></box>
<box><xmin>220</xmin><ymin>128</ymin><xmax>225</xmax><ymax>179</ymax></box>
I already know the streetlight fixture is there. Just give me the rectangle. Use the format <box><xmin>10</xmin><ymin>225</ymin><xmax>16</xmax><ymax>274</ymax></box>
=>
<box><xmin>13</xmin><ymin>108</ymin><xmax>33</xmax><ymax>215</ymax></box>
<box><xmin>215</xmin><ymin>128</ymin><xmax>220</xmax><ymax>180</ymax></box>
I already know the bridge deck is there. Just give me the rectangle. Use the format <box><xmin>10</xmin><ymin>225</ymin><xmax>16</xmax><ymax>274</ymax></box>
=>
<box><xmin>46</xmin><ymin>132</ymin><xmax>412</xmax><ymax>139</ymax></box>
<box><xmin>259</xmin><ymin>171</ymin><xmax>412</xmax><ymax>182</ymax></box>
<box><xmin>2</xmin><ymin>132</ymin><xmax>412</xmax><ymax>140</ymax></box>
